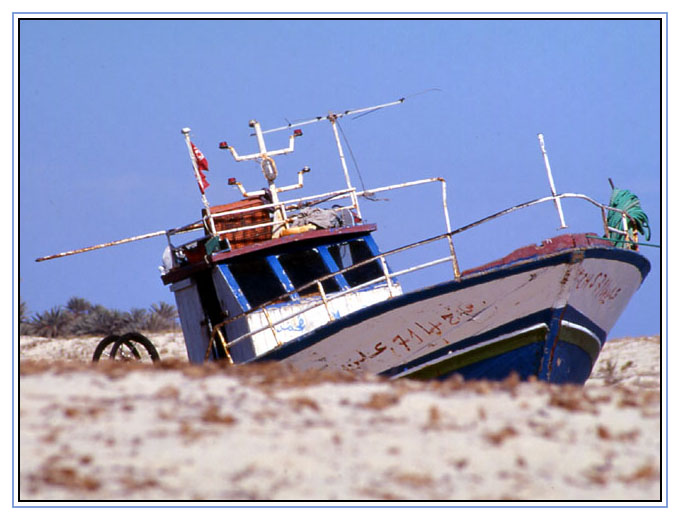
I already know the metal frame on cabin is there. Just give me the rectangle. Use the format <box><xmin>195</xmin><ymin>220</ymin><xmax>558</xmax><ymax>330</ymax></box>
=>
<box><xmin>189</xmin><ymin>186</ymin><xmax>634</xmax><ymax>363</ymax></box>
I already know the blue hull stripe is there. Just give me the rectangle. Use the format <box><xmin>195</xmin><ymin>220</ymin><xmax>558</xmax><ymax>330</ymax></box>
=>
<box><xmin>426</xmin><ymin>335</ymin><xmax>595</xmax><ymax>384</ymax></box>
<box><xmin>378</xmin><ymin>305</ymin><xmax>606</xmax><ymax>378</ymax></box>
<box><xmin>387</xmin><ymin>317</ymin><xmax>602</xmax><ymax>383</ymax></box>
<box><xmin>255</xmin><ymin>247</ymin><xmax>643</xmax><ymax>365</ymax></box>
<box><xmin>561</xmin><ymin>305</ymin><xmax>608</xmax><ymax>345</ymax></box>
<box><xmin>379</xmin><ymin>310</ymin><xmax>551</xmax><ymax>378</ymax></box>
<box><xmin>404</xmin><ymin>327</ymin><xmax>549</xmax><ymax>381</ymax></box>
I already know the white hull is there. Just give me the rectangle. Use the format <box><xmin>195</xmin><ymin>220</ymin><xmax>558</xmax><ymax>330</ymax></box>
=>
<box><xmin>254</xmin><ymin>247</ymin><xmax>647</xmax><ymax>382</ymax></box>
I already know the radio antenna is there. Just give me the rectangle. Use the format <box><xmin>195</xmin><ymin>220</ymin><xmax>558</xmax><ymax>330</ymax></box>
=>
<box><xmin>260</xmin><ymin>97</ymin><xmax>406</xmax><ymax>135</ymax></box>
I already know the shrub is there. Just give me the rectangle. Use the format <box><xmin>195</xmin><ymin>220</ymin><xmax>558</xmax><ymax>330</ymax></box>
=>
<box><xmin>28</xmin><ymin>306</ymin><xmax>73</xmax><ymax>338</ymax></box>
<box><xmin>21</xmin><ymin>299</ymin><xmax>179</xmax><ymax>337</ymax></box>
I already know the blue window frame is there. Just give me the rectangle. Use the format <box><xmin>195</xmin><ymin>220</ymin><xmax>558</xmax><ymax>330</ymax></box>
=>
<box><xmin>327</xmin><ymin>238</ymin><xmax>388</xmax><ymax>287</ymax></box>
<box><xmin>222</xmin><ymin>256</ymin><xmax>291</xmax><ymax>309</ymax></box>
<box><xmin>218</xmin><ymin>234</ymin><xmax>390</xmax><ymax>312</ymax></box>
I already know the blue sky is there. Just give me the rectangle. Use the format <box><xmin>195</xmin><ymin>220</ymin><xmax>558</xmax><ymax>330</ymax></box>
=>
<box><xmin>17</xmin><ymin>16</ymin><xmax>663</xmax><ymax>339</ymax></box>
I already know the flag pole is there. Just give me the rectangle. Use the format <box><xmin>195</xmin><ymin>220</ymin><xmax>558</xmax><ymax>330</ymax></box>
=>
<box><xmin>181</xmin><ymin>127</ymin><xmax>217</xmax><ymax>236</ymax></box>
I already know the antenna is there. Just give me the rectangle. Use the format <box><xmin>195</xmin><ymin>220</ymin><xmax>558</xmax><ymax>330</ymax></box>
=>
<box><xmin>224</xmin><ymin>97</ymin><xmax>408</xmax><ymax>224</ymax></box>
<box><xmin>260</xmin><ymin>97</ymin><xmax>406</xmax><ymax>135</ymax></box>
<box><xmin>264</xmin><ymin>97</ymin><xmax>407</xmax><ymax>219</ymax></box>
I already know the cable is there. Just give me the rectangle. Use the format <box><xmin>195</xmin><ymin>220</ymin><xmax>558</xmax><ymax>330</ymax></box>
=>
<box><xmin>336</xmin><ymin>120</ymin><xmax>388</xmax><ymax>202</ymax></box>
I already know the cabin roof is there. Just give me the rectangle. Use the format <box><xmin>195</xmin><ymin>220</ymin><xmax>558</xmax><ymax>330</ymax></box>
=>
<box><xmin>161</xmin><ymin>223</ymin><xmax>377</xmax><ymax>286</ymax></box>
<box><xmin>211</xmin><ymin>223</ymin><xmax>376</xmax><ymax>262</ymax></box>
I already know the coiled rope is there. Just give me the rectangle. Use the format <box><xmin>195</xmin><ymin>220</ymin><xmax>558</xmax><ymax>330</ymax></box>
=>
<box><xmin>606</xmin><ymin>187</ymin><xmax>651</xmax><ymax>249</ymax></box>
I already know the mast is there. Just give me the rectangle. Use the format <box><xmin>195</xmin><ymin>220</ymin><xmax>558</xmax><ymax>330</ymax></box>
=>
<box><xmin>537</xmin><ymin>133</ymin><xmax>568</xmax><ymax>229</ymax></box>
<box><xmin>223</xmin><ymin>120</ymin><xmax>302</xmax><ymax>237</ymax></box>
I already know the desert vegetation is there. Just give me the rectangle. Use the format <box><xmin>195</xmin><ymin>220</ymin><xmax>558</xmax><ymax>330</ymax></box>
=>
<box><xmin>19</xmin><ymin>297</ymin><xmax>178</xmax><ymax>338</ymax></box>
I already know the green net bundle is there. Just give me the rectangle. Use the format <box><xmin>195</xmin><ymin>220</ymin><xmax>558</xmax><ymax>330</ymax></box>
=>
<box><xmin>606</xmin><ymin>188</ymin><xmax>651</xmax><ymax>248</ymax></box>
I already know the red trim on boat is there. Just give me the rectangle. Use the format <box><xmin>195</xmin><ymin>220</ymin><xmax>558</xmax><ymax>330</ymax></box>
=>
<box><xmin>461</xmin><ymin>233</ymin><xmax>613</xmax><ymax>277</ymax></box>
<box><xmin>209</xmin><ymin>224</ymin><xmax>377</xmax><ymax>263</ymax></box>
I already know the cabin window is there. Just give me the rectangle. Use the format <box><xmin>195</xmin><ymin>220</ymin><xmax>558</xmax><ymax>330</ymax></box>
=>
<box><xmin>227</xmin><ymin>257</ymin><xmax>287</xmax><ymax>307</ymax></box>
<box><xmin>278</xmin><ymin>249</ymin><xmax>340</xmax><ymax>296</ymax></box>
<box><xmin>328</xmin><ymin>239</ymin><xmax>385</xmax><ymax>287</ymax></box>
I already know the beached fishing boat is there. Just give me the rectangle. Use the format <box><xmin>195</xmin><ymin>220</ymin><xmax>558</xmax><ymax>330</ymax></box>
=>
<box><xmin>37</xmin><ymin>99</ymin><xmax>651</xmax><ymax>384</ymax></box>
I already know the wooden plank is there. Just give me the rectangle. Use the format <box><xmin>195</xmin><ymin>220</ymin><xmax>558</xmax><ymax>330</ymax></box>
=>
<box><xmin>170</xmin><ymin>279</ymin><xmax>212</xmax><ymax>363</ymax></box>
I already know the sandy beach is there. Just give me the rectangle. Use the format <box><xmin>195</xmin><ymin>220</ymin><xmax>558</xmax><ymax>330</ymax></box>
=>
<box><xmin>17</xmin><ymin>332</ymin><xmax>662</xmax><ymax>502</ymax></box>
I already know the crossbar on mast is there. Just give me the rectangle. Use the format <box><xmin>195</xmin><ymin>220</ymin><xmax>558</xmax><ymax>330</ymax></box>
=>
<box><xmin>260</xmin><ymin>97</ymin><xmax>406</xmax><ymax>135</ymax></box>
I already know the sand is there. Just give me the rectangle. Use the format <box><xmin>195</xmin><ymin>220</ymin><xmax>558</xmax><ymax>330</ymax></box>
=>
<box><xmin>16</xmin><ymin>332</ymin><xmax>662</xmax><ymax>503</ymax></box>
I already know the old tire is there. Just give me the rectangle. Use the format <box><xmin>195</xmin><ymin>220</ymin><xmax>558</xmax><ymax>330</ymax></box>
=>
<box><xmin>110</xmin><ymin>332</ymin><xmax>161</xmax><ymax>363</ymax></box>
<box><xmin>92</xmin><ymin>334</ymin><xmax>140</xmax><ymax>362</ymax></box>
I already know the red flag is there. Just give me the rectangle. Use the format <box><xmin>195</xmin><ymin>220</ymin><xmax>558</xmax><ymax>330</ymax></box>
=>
<box><xmin>190</xmin><ymin>142</ymin><xmax>210</xmax><ymax>193</ymax></box>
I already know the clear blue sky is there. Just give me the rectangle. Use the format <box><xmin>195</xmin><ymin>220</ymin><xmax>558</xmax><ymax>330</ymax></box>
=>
<box><xmin>17</xmin><ymin>17</ymin><xmax>662</xmax><ymax>339</ymax></box>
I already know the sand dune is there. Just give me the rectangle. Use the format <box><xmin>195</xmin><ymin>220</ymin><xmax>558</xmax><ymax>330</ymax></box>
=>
<box><xmin>17</xmin><ymin>333</ymin><xmax>661</xmax><ymax>502</ymax></box>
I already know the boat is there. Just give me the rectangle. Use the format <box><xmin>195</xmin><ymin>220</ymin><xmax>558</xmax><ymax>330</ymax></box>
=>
<box><xmin>36</xmin><ymin>98</ymin><xmax>651</xmax><ymax>384</ymax></box>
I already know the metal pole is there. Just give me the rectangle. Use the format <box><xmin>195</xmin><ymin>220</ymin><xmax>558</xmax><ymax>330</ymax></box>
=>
<box><xmin>329</xmin><ymin>117</ymin><xmax>361</xmax><ymax>219</ymax></box>
<box><xmin>181</xmin><ymin>128</ymin><xmax>217</xmax><ymax>236</ymax></box>
<box><xmin>260</xmin><ymin>98</ymin><xmax>406</xmax><ymax>135</ymax></box>
<box><xmin>537</xmin><ymin>133</ymin><xmax>567</xmax><ymax>229</ymax></box>
<box><xmin>35</xmin><ymin>220</ymin><xmax>204</xmax><ymax>263</ymax></box>
<box><xmin>35</xmin><ymin>229</ymin><xmax>169</xmax><ymax>262</ymax></box>
<box><xmin>439</xmin><ymin>179</ymin><xmax>460</xmax><ymax>279</ymax></box>
<box><xmin>250</xmin><ymin>120</ymin><xmax>287</xmax><ymax>237</ymax></box>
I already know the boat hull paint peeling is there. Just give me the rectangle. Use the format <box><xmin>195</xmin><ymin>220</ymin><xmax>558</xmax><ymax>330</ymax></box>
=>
<box><xmin>255</xmin><ymin>245</ymin><xmax>649</xmax><ymax>384</ymax></box>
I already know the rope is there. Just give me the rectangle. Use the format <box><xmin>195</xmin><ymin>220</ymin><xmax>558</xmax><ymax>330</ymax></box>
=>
<box><xmin>606</xmin><ymin>188</ymin><xmax>651</xmax><ymax>248</ymax></box>
<box><xmin>586</xmin><ymin>235</ymin><xmax>660</xmax><ymax>248</ymax></box>
<box><xmin>336</xmin><ymin>120</ymin><xmax>388</xmax><ymax>202</ymax></box>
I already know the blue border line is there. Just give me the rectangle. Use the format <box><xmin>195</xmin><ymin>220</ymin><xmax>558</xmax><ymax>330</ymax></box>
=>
<box><xmin>12</xmin><ymin>12</ymin><xmax>16</xmax><ymax>507</ymax></box>
<box><xmin>13</xmin><ymin>13</ymin><xmax>666</xmax><ymax>509</ymax></box>
<box><xmin>10</xmin><ymin>12</ymin><xmax>671</xmax><ymax>15</ymax></box>
<box><xmin>13</xmin><ymin>504</ymin><xmax>668</xmax><ymax>509</ymax></box>
<box><xmin>663</xmin><ymin>13</ymin><xmax>669</xmax><ymax>506</ymax></box>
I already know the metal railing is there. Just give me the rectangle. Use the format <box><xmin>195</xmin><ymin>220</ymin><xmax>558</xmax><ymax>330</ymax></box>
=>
<box><xmin>202</xmin><ymin>189</ymin><xmax>636</xmax><ymax>363</ymax></box>
<box><xmin>166</xmin><ymin>177</ymin><xmax>459</xmax><ymax>275</ymax></box>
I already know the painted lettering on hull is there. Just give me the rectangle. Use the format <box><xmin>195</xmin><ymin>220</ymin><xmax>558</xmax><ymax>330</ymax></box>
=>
<box><xmin>573</xmin><ymin>266</ymin><xmax>622</xmax><ymax>304</ymax></box>
<box><xmin>342</xmin><ymin>302</ymin><xmax>477</xmax><ymax>370</ymax></box>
